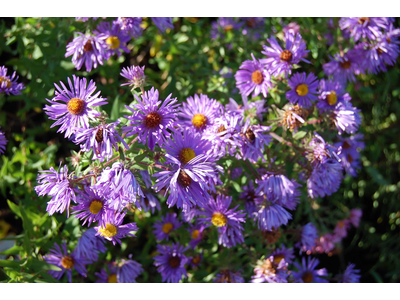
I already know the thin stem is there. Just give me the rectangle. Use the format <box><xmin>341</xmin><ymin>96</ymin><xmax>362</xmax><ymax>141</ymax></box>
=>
<box><xmin>269</xmin><ymin>132</ymin><xmax>305</xmax><ymax>152</ymax></box>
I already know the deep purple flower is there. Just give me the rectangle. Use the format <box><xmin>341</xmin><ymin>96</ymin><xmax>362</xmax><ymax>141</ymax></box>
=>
<box><xmin>71</xmin><ymin>185</ymin><xmax>109</xmax><ymax>227</ymax></box>
<box><xmin>286</xmin><ymin>72</ymin><xmax>319</xmax><ymax>108</ymax></box>
<box><xmin>0</xmin><ymin>127</ymin><xmax>7</xmax><ymax>155</ymax></box>
<box><xmin>349</xmin><ymin>208</ymin><xmax>362</xmax><ymax>228</ymax></box>
<box><xmin>65</xmin><ymin>33</ymin><xmax>107</xmax><ymax>72</ymax></box>
<box><xmin>337</xmin><ymin>263</ymin><xmax>361</xmax><ymax>283</ymax></box>
<box><xmin>138</xmin><ymin>170</ymin><xmax>161</xmax><ymax>214</ymax></box>
<box><xmin>339</xmin><ymin>17</ymin><xmax>389</xmax><ymax>42</ymax></box>
<box><xmin>122</xmin><ymin>87</ymin><xmax>179</xmax><ymax>151</ymax></box>
<box><xmin>334</xmin><ymin>219</ymin><xmax>351</xmax><ymax>240</ymax></box>
<box><xmin>271</xmin><ymin>244</ymin><xmax>295</xmax><ymax>264</ymax></box>
<box><xmin>215</xmin><ymin>270</ymin><xmax>245</xmax><ymax>283</ymax></box>
<box><xmin>296</xmin><ymin>223</ymin><xmax>318</xmax><ymax>252</ymax></box>
<box><xmin>95</xmin><ymin>22</ymin><xmax>131</xmax><ymax>59</ymax></box>
<box><xmin>94</xmin><ymin>209</ymin><xmax>138</xmax><ymax>245</ymax></box>
<box><xmin>198</xmin><ymin>194</ymin><xmax>246</xmax><ymax>248</ymax></box>
<box><xmin>334</xmin><ymin>134</ymin><xmax>365</xmax><ymax>177</ymax></box>
<box><xmin>44</xmin><ymin>75</ymin><xmax>108</xmax><ymax>138</ymax></box>
<box><xmin>330</xmin><ymin>101</ymin><xmax>362</xmax><ymax>135</ymax></box>
<box><xmin>34</xmin><ymin>164</ymin><xmax>79</xmax><ymax>217</ymax></box>
<box><xmin>0</xmin><ymin>65</ymin><xmax>25</xmax><ymax>95</ymax></box>
<box><xmin>153</xmin><ymin>212</ymin><xmax>182</xmax><ymax>241</ymax></box>
<box><xmin>312</xmin><ymin>233</ymin><xmax>337</xmax><ymax>254</ymax></box>
<box><xmin>252</xmin><ymin>201</ymin><xmax>293</xmax><ymax>232</ymax></box>
<box><xmin>44</xmin><ymin>242</ymin><xmax>91</xmax><ymax>283</ymax></box>
<box><xmin>188</xmin><ymin>252</ymin><xmax>203</xmax><ymax>268</ymax></box>
<box><xmin>75</xmin><ymin>228</ymin><xmax>107</xmax><ymax>262</ymax></box>
<box><xmin>261</xmin><ymin>32</ymin><xmax>310</xmax><ymax>77</ymax></box>
<box><xmin>95</xmin><ymin>264</ymin><xmax>118</xmax><ymax>283</ymax></box>
<box><xmin>239</xmin><ymin>119</ymin><xmax>272</xmax><ymax>163</ymax></box>
<box><xmin>251</xmin><ymin>256</ymin><xmax>289</xmax><ymax>283</ymax></box>
<box><xmin>94</xmin><ymin>162</ymin><xmax>144</xmax><ymax>211</ymax></box>
<box><xmin>117</xmin><ymin>258</ymin><xmax>144</xmax><ymax>283</ymax></box>
<box><xmin>316</xmin><ymin>79</ymin><xmax>351</xmax><ymax>113</ymax></box>
<box><xmin>323</xmin><ymin>50</ymin><xmax>364</xmax><ymax>83</ymax></box>
<box><xmin>187</xmin><ymin>223</ymin><xmax>207</xmax><ymax>249</ymax></box>
<box><xmin>153</xmin><ymin>243</ymin><xmax>189</xmax><ymax>283</ymax></box>
<box><xmin>235</xmin><ymin>53</ymin><xmax>272</xmax><ymax>98</ymax></box>
<box><xmin>151</xmin><ymin>17</ymin><xmax>174</xmax><ymax>33</ymax></box>
<box><xmin>180</xmin><ymin>93</ymin><xmax>223</xmax><ymax>132</ymax></box>
<box><xmin>241</xmin><ymin>17</ymin><xmax>265</xmax><ymax>40</ymax></box>
<box><xmin>291</xmin><ymin>257</ymin><xmax>328</xmax><ymax>283</ymax></box>
<box><xmin>211</xmin><ymin>17</ymin><xmax>244</xmax><ymax>40</ymax></box>
<box><xmin>73</xmin><ymin>120</ymin><xmax>128</xmax><ymax>162</ymax></box>
<box><xmin>307</xmin><ymin>159</ymin><xmax>343</xmax><ymax>199</ymax></box>
<box><xmin>239</xmin><ymin>180</ymin><xmax>264</xmax><ymax>216</ymax></box>
<box><xmin>120</xmin><ymin>65</ymin><xmax>146</xmax><ymax>90</ymax></box>
<box><xmin>114</xmin><ymin>17</ymin><xmax>143</xmax><ymax>38</ymax></box>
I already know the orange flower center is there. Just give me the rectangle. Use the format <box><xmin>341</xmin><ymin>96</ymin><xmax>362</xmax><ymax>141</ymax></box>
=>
<box><xmin>326</xmin><ymin>91</ymin><xmax>338</xmax><ymax>105</ymax></box>
<box><xmin>107</xmin><ymin>274</ymin><xmax>117</xmax><ymax>283</ymax></box>
<box><xmin>89</xmin><ymin>200</ymin><xmax>103</xmax><ymax>214</ymax></box>
<box><xmin>144</xmin><ymin>112</ymin><xmax>162</xmax><ymax>128</ymax></box>
<box><xmin>192</xmin><ymin>113</ymin><xmax>207</xmax><ymax>129</ymax></box>
<box><xmin>61</xmin><ymin>256</ymin><xmax>75</xmax><ymax>269</ymax></box>
<box><xmin>67</xmin><ymin>98</ymin><xmax>85</xmax><ymax>115</ymax></box>
<box><xmin>280</xmin><ymin>50</ymin><xmax>293</xmax><ymax>62</ymax></box>
<box><xmin>162</xmin><ymin>222</ymin><xmax>174</xmax><ymax>234</ymax></box>
<box><xmin>191</xmin><ymin>229</ymin><xmax>200</xmax><ymax>239</ymax></box>
<box><xmin>296</xmin><ymin>84</ymin><xmax>309</xmax><ymax>96</ymax></box>
<box><xmin>251</xmin><ymin>70</ymin><xmax>263</xmax><ymax>84</ymax></box>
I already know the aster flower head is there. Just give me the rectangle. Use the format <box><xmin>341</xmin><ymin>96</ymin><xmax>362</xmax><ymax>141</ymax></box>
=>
<box><xmin>339</xmin><ymin>17</ymin><xmax>389</xmax><ymax>42</ymax></box>
<box><xmin>94</xmin><ymin>162</ymin><xmax>144</xmax><ymax>211</ymax></box>
<box><xmin>122</xmin><ymin>87</ymin><xmax>179</xmax><ymax>151</ymax></box>
<box><xmin>95</xmin><ymin>22</ymin><xmax>131</xmax><ymax>59</ymax></box>
<box><xmin>0</xmin><ymin>65</ymin><xmax>25</xmax><ymax>95</ymax></box>
<box><xmin>261</xmin><ymin>32</ymin><xmax>310</xmax><ymax>77</ymax></box>
<box><xmin>44</xmin><ymin>75</ymin><xmax>108</xmax><ymax>138</ymax></box>
<box><xmin>0</xmin><ymin>128</ymin><xmax>7</xmax><ymax>155</ymax></box>
<box><xmin>286</xmin><ymin>72</ymin><xmax>319</xmax><ymax>108</ymax></box>
<box><xmin>337</xmin><ymin>263</ymin><xmax>361</xmax><ymax>283</ymax></box>
<box><xmin>307</xmin><ymin>159</ymin><xmax>343</xmax><ymax>199</ymax></box>
<box><xmin>120</xmin><ymin>65</ymin><xmax>146</xmax><ymax>90</ymax></box>
<box><xmin>279</xmin><ymin>104</ymin><xmax>308</xmax><ymax>131</ymax></box>
<box><xmin>323</xmin><ymin>50</ymin><xmax>364</xmax><ymax>84</ymax></box>
<box><xmin>239</xmin><ymin>180</ymin><xmax>264</xmax><ymax>216</ymax></box>
<box><xmin>188</xmin><ymin>252</ymin><xmax>203</xmax><ymax>268</ymax></box>
<box><xmin>349</xmin><ymin>208</ymin><xmax>362</xmax><ymax>228</ymax></box>
<box><xmin>114</xmin><ymin>17</ymin><xmax>143</xmax><ymax>38</ymax></box>
<box><xmin>34</xmin><ymin>164</ymin><xmax>79</xmax><ymax>217</ymax></box>
<box><xmin>71</xmin><ymin>186</ymin><xmax>109</xmax><ymax>227</ymax></box>
<box><xmin>253</xmin><ymin>201</ymin><xmax>293</xmax><ymax>232</ymax></box>
<box><xmin>153</xmin><ymin>243</ymin><xmax>189</xmax><ymax>283</ymax></box>
<box><xmin>295</xmin><ymin>223</ymin><xmax>318</xmax><ymax>252</ymax></box>
<box><xmin>334</xmin><ymin>134</ymin><xmax>365</xmax><ymax>177</ymax></box>
<box><xmin>334</xmin><ymin>219</ymin><xmax>351</xmax><ymax>240</ymax></box>
<box><xmin>241</xmin><ymin>17</ymin><xmax>265</xmax><ymax>40</ymax></box>
<box><xmin>215</xmin><ymin>269</ymin><xmax>245</xmax><ymax>283</ymax></box>
<box><xmin>211</xmin><ymin>17</ymin><xmax>244</xmax><ymax>40</ymax></box>
<box><xmin>316</xmin><ymin>78</ymin><xmax>351</xmax><ymax>113</ymax></box>
<box><xmin>180</xmin><ymin>93</ymin><xmax>223</xmax><ymax>132</ymax></box>
<box><xmin>95</xmin><ymin>264</ymin><xmax>118</xmax><ymax>283</ymax></box>
<box><xmin>44</xmin><ymin>242</ymin><xmax>91</xmax><ymax>283</ymax></box>
<box><xmin>251</xmin><ymin>255</ymin><xmax>289</xmax><ymax>283</ymax></box>
<box><xmin>235</xmin><ymin>53</ymin><xmax>272</xmax><ymax>98</ymax></box>
<box><xmin>306</xmin><ymin>133</ymin><xmax>341</xmax><ymax>168</ymax></box>
<box><xmin>153</xmin><ymin>212</ymin><xmax>182</xmax><ymax>241</ymax></box>
<box><xmin>330</xmin><ymin>101</ymin><xmax>362</xmax><ymax>135</ymax></box>
<box><xmin>151</xmin><ymin>17</ymin><xmax>174</xmax><ymax>33</ymax></box>
<box><xmin>271</xmin><ymin>244</ymin><xmax>295</xmax><ymax>264</ymax></box>
<box><xmin>75</xmin><ymin>228</ymin><xmax>107</xmax><ymax>262</ymax></box>
<box><xmin>139</xmin><ymin>191</ymin><xmax>161</xmax><ymax>214</ymax></box>
<box><xmin>187</xmin><ymin>222</ymin><xmax>207</xmax><ymax>249</ymax></box>
<box><xmin>198</xmin><ymin>194</ymin><xmax>246</xmax><ymax>248</ymax></box>
<box><xmin>292</xmin><ymin>257</ymin><xmax>328</xmax><ymax>283</ymax></box>
<box><xmin>95</xmin><ymin>209</ymin><xmax>138</xmax><ymax>245</ymax></box>
<box><xmin>117</xmin><ymin>258</ymin><xmax>144</xmax><ymax>283</ymax></box>
<box><xmin>73</xmin><ymin>119</ymin><xmax>128</xmax><ymax>162</ymax></box>
<box><xmin>65</xmin><ymin>32</ymin><xmax>107</xmax><ymax>72</ymax></box>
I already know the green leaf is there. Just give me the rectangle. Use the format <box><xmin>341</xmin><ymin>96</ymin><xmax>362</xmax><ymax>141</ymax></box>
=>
<box><xmin>134</xmin><ymin>152</ymin><xmax>148</xmax><ymax>163</ymax></box>
<box><xmin>110</xmin><ymin>95</ymin><xmax>120</xmax><ymax>120</ymax></box>
<box><xmin>293</xmin><ymin>131</ymin><xmax>307</xmax><ymax>140</ymax></box>
<box><xmin>7</xmin><ymin>200</ymin><xmax>21</xmax><ymax>218</ymax></box>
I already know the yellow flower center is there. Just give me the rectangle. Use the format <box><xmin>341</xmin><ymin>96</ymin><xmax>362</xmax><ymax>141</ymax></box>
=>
<box><xmin>89</xmin><ymin>200</ymin><xmax>103</xmax><ymax>214</ymax></box>
<box><xmin>192</xmin><ymin>113</ymin><xmax>207</xmax><ymax>129</ymax></box>
<box><xmin>211</xmin><ymin>212</ymin><xmax>227</xmax><ymax>227</ymax></box>
<box><xmin>326</xmin><ymin>91</ymin><xmax>338</xmax><ymax>106</ymax></box>
<box><xmin>67</xmin><ymin>98</ymin><xmax>85</xmax><ymax>115</ymax></box>
<box><xmin>191</xmin><ymin>229</ymin><xmax>200</xmax><ymax>239</ymax></box>
<box><xmin>162</xmin><ymin>222</ymin><xmax>174</xmax><ymax>234</ymax></box>
<box><xmin>0</xmin><ymin>76</ymin><xmax>11</xmax><ymax>88</ymax></box>
<box><xmin>274</xmin><ymin>254</ymin><xmax>285</xmax><ymax>264</ymax></box>
<box><xmin>106</xmin><ymin>36</ymin><xmax>120</xmax><ymax>49</ymax></box>
<box><xmin>98</xmin><ymin>223</ymin><xmax>118</xmax><ymax>238</ymax></box>
<box><xmin>61</xmin><ymin>256</ymin><xmax>75</xmax><ymax>269</ymax></box>
<box><xmin>224</xmin><ymin>25</ymin><xmax>233</xmax><ymax>33</ymax></box>
<box><xmin>296</xmin><ymin>84</ymin><xmax>309</xmax><ymax>96</ymax></box>
<box><xmin>251</xmin><ymin>70</ymin><xmax>263</xmax><ymax>84</ymax></box>
<box><xmin>107</xmin><ymin>273</ymin><xmax>117</xmax><ymax>283</ymax></box>
<box><xmin>178</xmin><ymin>148</ymin><xmax>196</xmax><ymax>164</ymax></box>
<box><xmin>302</xmin><ymin>271</ymin><xmax>314</xmax><ymax>283</ymax></box>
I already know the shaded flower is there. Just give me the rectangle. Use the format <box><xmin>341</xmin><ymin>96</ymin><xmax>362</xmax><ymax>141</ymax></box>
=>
<box><xmin>307</xmin><ymin>159</ymin><xmax>343</xmax><ymax>199</ymax></box>
<box><xmin>251</xmin><ymin>256</ymin><xmax>289</xmax><ymax>283</ymax></box>
<box><xmin>215</xmin><ymin>269</ymin><xmax>245</xmax><ymax>283</ymax></box>
<box><xmin>153</xmin><ymin>212</ymin><xmax>182</xmax><ymax>241</ymax></box>
<box><xmin>151</xmin><ymin>17</ymin><xmax>174</xmax><ymax>32</ymax></box>
<box><xmin>120</xmin><ymin>65</ymin><xmax>146</xmax><ymax>90</ymax></box>
<box><xmin>337</xmin><ymin>263</ymin><xmax>361</xmax><ymax>283</ymax></box>
<box><xmin>291</xmin><ymin>257</ymin><xmax>328</xmax><ymax>283</ymax></box>
<box><xmin>95</xmin><ymin>264</ymin><xmax>118</xmax><ymax>283</ymax></box>
<box><xmin>286</xmin><ymin>72</ymin><xmax>319</xmax><ymax>108</ymax></box>
<box><xmin>0</xmin><ymin>127</ymin><xmax>7</xmax><ymax>155</ymax></box>
<box><xmin>239</xmin><ymin>180</ymin><xmax>264</xmax><ymax>216</ymax></box>
<box><xmin>211</xmin><ymin>17</ymin><xmax>244</xmax><ymax>40</ymax></box>
<box><xmin>349</xmin><ymin>208</ymin><xmax>362</xmax><ymax>228</ymax></box>
<box><xmin>271</xmin><ymin>244</ymin><xmax>295</xmax><ymax>264</ymax></box>
<box><xmin>241</xmin><ymin>17</ymin><xmax>265</xmax><ymax>40</ymax></box>
<box><xmin>114</xmin><ymin>17</ymin><xmax>143</xmax><ymax>38</ymax></box>
<box><xmin>253</xmin><ymin>201</ymin><xmax>292</xmax><ymax>232</ymax></box>
<box><xmin>187</xmin><ymin>223</ymin><xmax>207</xmax><ymax>249</ymax></box>
<box><xmin>306</xmin><ymin>133</ymin><xmax>341</xmax><ymax>168</ymax></box>
<box><xmin>330</xmin><ymin>101</ymin><xmax>362</xmax><ymax>135</ymax></box>
<box><xmin>153</xmin><ymin>243</ymin><xmax>189</xmax><ymax>283</ymax></box>
<box><xmin>0</xmin><ymin>65</ymin><xmax>25</xmax><ymax>95</ymax></box>
<box><xmin>334</xmin><ymin>134</ymin><xmax>365</xmax><ymax>177</ymax></box>
<box><xmin>239</xmin><ymin>119</ymin><xmax>272</xmax><ymax>163</ymax></box>
<box><xmin>75</xmin><ymin>228</ymin><xmax>107</xmax><ymax>262</ymax></box>
<box><xmin>188</xmin><ymin>252</ymin><xmax>203</xmax><ymax>268</ymax></box>
<box><xmin>295</xmin><ymin>223</ymin><xmax>318</xmax><ymax>252</ymax></box>
<box><xmin>117</xmin><ymin>258</ymin><xmax>143</xmax><ymax>283</ymax></box>
<box><xmin>323</xmin><ymin>50</ymin><xmax>363</xmax><ymax>83</ymax></box>
<box><xmin>334</xmin><ymin>219</ymin><xmax>351</xmax><ymax>240</ymax></box>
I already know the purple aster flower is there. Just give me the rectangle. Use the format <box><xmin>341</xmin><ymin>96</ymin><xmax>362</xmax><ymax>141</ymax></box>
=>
<box><xmin>153</xmin><ymin>243</ymin><xmax>189</xmax><ymax>283</ymax></box>
<box><xmin>271</xmin><ymin>244</ymin><xmax>295</xmax><ymax>264</ymax></box>
<box><xmin>296</xmin><ymin>223</ymin><xmax>318</xmax><ymax>252</ymax></box>
<box><xmin>231</xmin><ymin>167</ymin><xmax>243</xmax><ymax>180</ymax></box>
<box><xmin>330</xmin><ymin>101</ymin><xmax>362</xmax><ymax>135</ymax></box>
<box><xmin>73</xmin><ymin>120</ymin><xmax>128</xmax><ymax>162</ymax></box>
<box><xmin>113</xmin><ymin>17</ymin><xmax>143</xmax><ymax>38</ymax></box>
<box><xmin>251</xmin><ymin>256</ymin><xmax>289</xmax><ymax>283</ymax></box>
<box><xmin>239</xmin><ymin>119</ymin><xmax>272</xmax><ymax>163</ymax></box>
<box><xmin>94</xmin><ymin>162</ymin><xmax>144</xmax><ymax>211</ymax></box>
<box><xmin>94</xmin><ymin>209</ymin><xmax>138</xmax><ymax>245</ymax></box>
<box><xmin>286</xmin><ymin>72</ymin><xmax>319</xmax><ymax>108</ymax></box>
<box><xmin>261</xmin><ymin>32</ymin><xmax>310</xmax><ymax>77</ymax></box>
<box><xmin>117</xmin><ymin>258</ymin><xmax>143</xmax><ymax>283</ymax></box>
<box><xmin>96</xmin><ymin>264</ymin><xmax>118</xmax><ymax>283</ymax></box>
<box><xmin>188</xmin><ymin>252</ymin><xmax>203</xmax><ymax>268</ymax></box>
<box><xmin>211</xmin><ymin>17</ymin><xmax>244</xmax><ymax>40</ymax></box>
<box><xmin>181</xmin><ymin>205</ymin><xmax>197</xmax><ymax>223</ymax></box>
<box><xmin>120</xmin><ymin>65</ymin><xmax>146</xmax><ymax>90</ymax></box>
<box><xmin>187</xmin><ymin>223</ymin><xmax>207</xmax><ymax>249</ymax></box>
<box><xmin>0</xmin><ymin>65</ymin><xmax>25</xmax><ymax>95</ymax></box>
<box><xmin>312</xmin><ymin>233</ymin><xmax>337</xmax><ymax>254</ymax></box>
<box><xmin>0</xmin><ymin>127</ymin><xmax>7</xmax><ymax>155</ymax></box>
<box><xmin>292</xmin><ymin>257</ymin><xmax>328</xmax><ymax>283</ymax></box>
<box><xmin>151</xmin><ymin>17</ymin><xmax>174</xmax><ymax>33</ymax></box>
<box><xmin>334</xmin><ymin>134</ymin><xmax>365</xmax><ymax>176</ymax></box>
<box><xmin>316</xmin><ymin>79</ymin><xmax>351</xmax><ymax>113</ymax></box>
<box><xmin>337</xmin><ymin>263</ymin><xmax>361</xmax><ymax>283</ymax></box>
<box><xmin>215</xmin><ymin>269</ymin><xmax>245</xmax><ymax>283</ymax></box>
<box><xmin>306</xmin><ymin>133</ymin><xmax>341</xmax><ymax>168</ymax></box>
<box><xmin>226</xmin><ymin>96</ymin><xmax>267</xmax><ymax>122</ymax></box>
<box><xmin>252</xmin><ymin>201</ymin><xmax>292</xmax><ymax>232</ymax></box>
<box><xmin>65</xmin><ymin>32</ymin><xmax>107</xmax><ymax>72</ymax></box>
<box><xmin>152</xmin><ymin>154</ymin><xmax>221</xmax><ymax>210</ymax></box>
<box><xmin>339</xmin><ymin>17</ymin><xmax>389</xmax><ymax>42</ymax></box>
<box><xmin>153</xmin><ymin>212</ymin><xmax>182</xmax><ymax>241</ymax></box>
<box><xmin>138</xmin><ymin>170</ymin><xmax>161</xmax><ymax>214</ymax></box>
<box><xmin>180</xmin><ymin>93</ymin><xmax>223</xmax><ymax>132</ymax></box>
<box><xmin>95</xmin><ymin>22</ymin><xmax>131</xmax><ymax>59</ymax></box>
<box><xmin>334</xmin><ymin>219</ymin><xmax>351</xmax><ymax>240</ymax></box>
<box><xmin>198</xmin><ymin>194</ymin><xmax>246</xmax><ymax>248</ymax></box>
<box><xmin>122</xmin><ymin>87</ymin><xmax>179</xmax><ymax>151</ymax></box>
<box><xmin>323</xmin><ymin>50</ymin><xmax>364</xmax><ymax>84</ymax></box>
<box><xmin>71</xmin><ymin>185</ymin><xmax>109</xmax><ymax>227</ymax></box>
<box><xmin>307</xmin><ymin>159</ymin><xmax>343</xmax><ymax>199</ymax></box>
<box><xmin>44</xmin><ymin>75</ymin><xmax>108</xmax><ymax>138</ymax></box>
<box><xmin>34</xmin><ymin>164</ymin><xmax>79</xmax><ymax>217</ymax></box>
<box><xmin>44</xmin><ymin>242</ymin><xmax>91</xmax><ymax>283</ymax></box>
<box><xmin>239</xmin><ymin>180</ymin><xmax>264</xmax><ymax>216</ymax></box>
<box><xmin>75</xmin><ymin>228</ymin><xmax>107</xmax><ymax>262</ymax></box>
<box><xmin>283</xmin><ymin>22</ymin><xmax>300</xmax><ymax>36</ymax></box>
<box><xmin>235</xmin><ymin>53</ymin><xmax>272</xmax><ymax>98</ymax></box>
<box><xmin>349</xmin><ymin>208</ymin><xmax>362</xmax><ymax>228</ymax></box>
<box><xmin>241</xmin><ymin>17</ymin><xmax>265</xmax><ymax>40</ymax></box>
